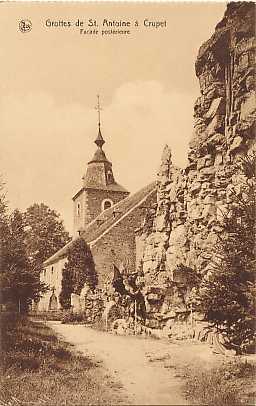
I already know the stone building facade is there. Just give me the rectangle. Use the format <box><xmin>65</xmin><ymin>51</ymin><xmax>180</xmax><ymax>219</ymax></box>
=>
<box><xmin>38</xmin><ymin>124</ymin><xmax>156</xmax><ymax>311</ymax></box>
<box><xmin>136</xmin><ymin>2</ymin><xmax>255</xmax><ymax>325</ymax></box>
<box><xmin>72</xmin><ymin>124</ymin><xmax>129</xmax><ymax>235</ymax></box>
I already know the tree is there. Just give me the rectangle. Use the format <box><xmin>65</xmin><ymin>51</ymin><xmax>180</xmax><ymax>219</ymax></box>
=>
<box><xmin>0</xmin><ymin>178</ymin><xmax>9</xmax><ymax>252</ymax></box>
<box><xmin>0</xmin><ymin>177</ymin><xmax>8</xmax><ymax>225</ymax></box>
<box><xmin>59</xmin><ymin>238</ymin><xmax>97</xmax><ymax>309</ymax></box>
<box><xmin>59</xmin><ymin>266</ymin><xmax>73</xmax><ymax>310</ymax></box>
<box><xmin>0</xmin><ymin>209</ymin><xmax>47</xmax><ymax>311</ymax></box>
<box><xmin>0</xmin><ymin>177</ymin><xmax>10</xmax><ymax>306</ymax></box>
<box><xmin>24</xmin><ymin>203</ymin><xmax>70</xmax><ymax>275</ymax></box>
<box><xmin>195</xmin><ymin>153</ymin><xmax>256</xmax><ymax>350</ymax></box>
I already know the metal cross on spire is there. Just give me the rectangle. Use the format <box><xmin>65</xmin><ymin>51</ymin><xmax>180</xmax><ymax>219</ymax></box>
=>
<box><xmin>95</xmin><ymin>94</ymin><xmax>102</xmax><ymax>128</ymax></box>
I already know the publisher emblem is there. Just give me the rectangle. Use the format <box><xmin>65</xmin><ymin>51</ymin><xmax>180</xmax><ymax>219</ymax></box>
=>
<box><xmin>19</xmin><ymin>20</ymin><xmax>32</xmax><ymax>33</ymax></box>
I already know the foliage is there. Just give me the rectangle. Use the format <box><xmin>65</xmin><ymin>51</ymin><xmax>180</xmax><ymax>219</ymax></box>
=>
<box><xmin>193</xmin><ymin>152</ymin><xmax>256</xmax><ymax>349</ymax></box>
<box><xmin>0</xmin><ymin>178</ymin><xmax>9</xmax><ymax>260</ymax></box>
<box><xmin>30</xmin><ymin>310</ymin><xmax>64</xmax><ymax>321</ymax></box>
<box><xmin>59</xmin><ymin>238</ymin><xmax>97</xmax><ymax>309</ymax></box>
<box><xmin>61</xmin><ymin>310</ymin><xmax>84</xmax><ymax>324</ymax></box>
<box><xmin>0</xmin><ymin>209</ymin><xmax>47</xmax><ymax>311</ymax></box>
<box><xmin>0</xmin><ymin>178</ymin><xmax>9</xmax><ymax>303</ymax></box>
<box><xmin>59</xmin><ymin>263</ymin><xmax>74</xmax><ymax>310</ymax></box>
<box><xmin>24</xmin><ymin>203</ymin><xmax>70</xmax><ymax>275</ymax></box>
<box><xmin>0</xmin><ymin>185</ymin><xmax>69</xmax><ymax>311</ymax></box>
<box><xmin>0</xmin><ymin>177</ymin><xmax>8</xmax><ymax>225</ymax></box>
<box><xmin>185</xmin><ymin>360</ymin><xmax>256</xmax><ymax>405</ymax></box>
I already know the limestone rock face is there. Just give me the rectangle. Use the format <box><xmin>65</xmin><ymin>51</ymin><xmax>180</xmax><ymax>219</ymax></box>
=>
<box><xmin>137</xmin><ymin>3</ymin><xmax>256</xmax><ymax>328</ymax></box>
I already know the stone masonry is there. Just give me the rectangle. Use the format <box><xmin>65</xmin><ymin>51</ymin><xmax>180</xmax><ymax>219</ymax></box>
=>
<box><xmin>136</xmin><ymin>3</ymin><xmax>255</xmax><ymax>327</ymax></box>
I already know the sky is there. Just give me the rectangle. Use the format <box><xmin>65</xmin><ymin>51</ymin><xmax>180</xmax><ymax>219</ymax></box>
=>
<box><xmin>0</xmin><ymin>2</ymin><xmax>227</xmax><ymax>233</ymax></box>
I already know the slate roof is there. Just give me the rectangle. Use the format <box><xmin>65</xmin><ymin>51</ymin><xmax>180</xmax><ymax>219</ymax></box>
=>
<box><xmin>44</xmin><ymin>182</ymin><xmax>157</xmax><ymax>267</ymax></box>
<box><xmin>89</xmin><ymin>148</ymin><xmax>109</xmax><ymax>163</ymax></box>
<box><xmin>82</xmin><ymin>181</ymin><xmax>156</xmax><ymax>243</ymax></box>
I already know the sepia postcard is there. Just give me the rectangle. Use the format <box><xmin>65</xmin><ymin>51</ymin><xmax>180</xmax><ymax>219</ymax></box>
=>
<box><xmin>1</xmin><ymin>1</ymin><xmax>255</xmax><ymax>405</ymax></box>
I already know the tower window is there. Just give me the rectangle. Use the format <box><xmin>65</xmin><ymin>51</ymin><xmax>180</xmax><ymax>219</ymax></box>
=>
<box><xmin>107</xmin><ymin>170</ymin><xmax>113</xmax><ymax>183</ymax></box>
<box><xmin>102</xmin><ymin>199</ymin><xmax>113</xmax><ymax>211</ymax></box>
<box><xmin>104</xmin><ymin>201</ymin><xmax>112</xmax><ymax>210</ymax></box>
<box><xmin>77</xmin><ymin>203</ymin><xmax>80</xmax><ymax>216</ymax></box>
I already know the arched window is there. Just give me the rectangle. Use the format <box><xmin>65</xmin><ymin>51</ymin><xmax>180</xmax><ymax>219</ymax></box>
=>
<box><xmin>77</xmin><ymin>203</ymin><xmax>80</xmax><ymax>216</ymax></box>
<box><xmin>101</xmin><ymin>198</ymin><xmax>113</xmax><ymax>211</ymax></box>
<box><xmin>48</xmin><ymin>292</ymin><xmax>58</xmax><ymax>311</ymax></box>
<box><xmin>104</xmin><ymin>201</ymin><xmax>112</xmax><ymax>210</ymax></box>
<box><xmin>107</xmin><ymin>170</ymin><xmax>113</xmax><ymax>183</ymax></box>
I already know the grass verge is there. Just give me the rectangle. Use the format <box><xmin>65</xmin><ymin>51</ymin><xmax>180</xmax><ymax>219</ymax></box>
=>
<box><xmin>0</xmin><ymin>313</ymin><xmax>127</xmax><ymax>405</ymax></box>
<box><xmin>185</xmin><ymin>359</ymin><xmax>256</xmax><ymax>405</ymax></box>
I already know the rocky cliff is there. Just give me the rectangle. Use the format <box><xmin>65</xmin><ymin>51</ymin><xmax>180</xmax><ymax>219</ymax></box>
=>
<box><xmin>137</xmin><ymin>2</ymin><xmax>255</xmax><ymax>328</ymax></box>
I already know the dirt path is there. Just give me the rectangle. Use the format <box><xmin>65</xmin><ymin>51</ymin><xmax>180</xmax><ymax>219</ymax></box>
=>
<box><xmin>48</xmin><ymin>322</ymin><xmax>219</xmax><ymax>405</ymax></box>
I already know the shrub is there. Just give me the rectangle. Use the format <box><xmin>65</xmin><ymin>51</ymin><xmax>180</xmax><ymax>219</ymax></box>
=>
<box><xmin>59</xmin><ymin>238</ymin><xmax>97</xmax><ymax>309</ymax></box>
<box><xmin>192</xmin><ymin>153</ymin><xmax>256</xmax><ymax>350</ymax></box>
<box><xmin>61</xmin><ymin>311</ymin><xmax>84</xmax><ymax>324</ymax></box>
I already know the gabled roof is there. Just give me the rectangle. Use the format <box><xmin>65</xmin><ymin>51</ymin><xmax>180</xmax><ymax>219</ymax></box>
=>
<box><xmin>82</xmin><ymin>181</ymin><xmax>156</xmax><ymax>244</ymax></box>
<box><xmin>43</xmin><ymin>238</ymin><xmax>77</xmax><ymax>266</ymax></box>
<box><xmin>43</xmin><ymin>182</ymin><xmax>157</xmax><ymax>267</ymax></box>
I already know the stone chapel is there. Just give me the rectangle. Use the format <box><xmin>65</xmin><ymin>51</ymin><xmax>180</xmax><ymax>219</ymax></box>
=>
<box><xmin>38</xmin><ymin>108</ymin><xmax>156</xmax><ymax>311</ymax></box>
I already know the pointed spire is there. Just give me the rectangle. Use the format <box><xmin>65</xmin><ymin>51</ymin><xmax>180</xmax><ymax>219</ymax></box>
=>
<box><xmin>95</xmin><ymin>95</ymin><xmax>105</xmax><ymax>148</ymax></box>
<box><xmin>95</xmin><ymin>126</ymin><xmax>105</xmax><ymax>148</ymax></box>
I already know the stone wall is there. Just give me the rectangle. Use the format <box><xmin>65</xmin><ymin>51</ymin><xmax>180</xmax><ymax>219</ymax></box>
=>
<box><xmin>38</xmin><ymin>257</ymin><xmax>66</xmax><ymax>311</ymax></box>
<box><xmin>137</xmin><ymin>2</ymin><xmax>255</xmax><ymax>328</ymax></box>
<box><xmin>73</xmin><ymin>188</ymin><xmax>129</xmax><ymax>236</ymax></box>
<box><xmin>91</xmin><ymin>190</ymin><xmax>156</xmax><ymax>287</ymax></box>
<box><xmin>85</xmin><ymin>189</ymin><xmax>129</xmax><ymax>228</ymax></box>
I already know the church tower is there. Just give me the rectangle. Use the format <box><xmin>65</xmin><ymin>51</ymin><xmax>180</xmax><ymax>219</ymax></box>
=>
<box><xmin>72</xmin><ymin>97</ymin><xmax>129</xmax><ymax>236</ymax></box>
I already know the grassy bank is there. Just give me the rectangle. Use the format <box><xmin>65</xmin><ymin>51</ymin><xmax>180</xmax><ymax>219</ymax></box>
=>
<box><xmin>0</xmin><ymin>313</ymin><xmax>127</xmax><ymax>405</ymax></box>
<box><xmin>185</xmin><ymin>359</ymin><xmax>256</xmax><ymax>405</ymax></box>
